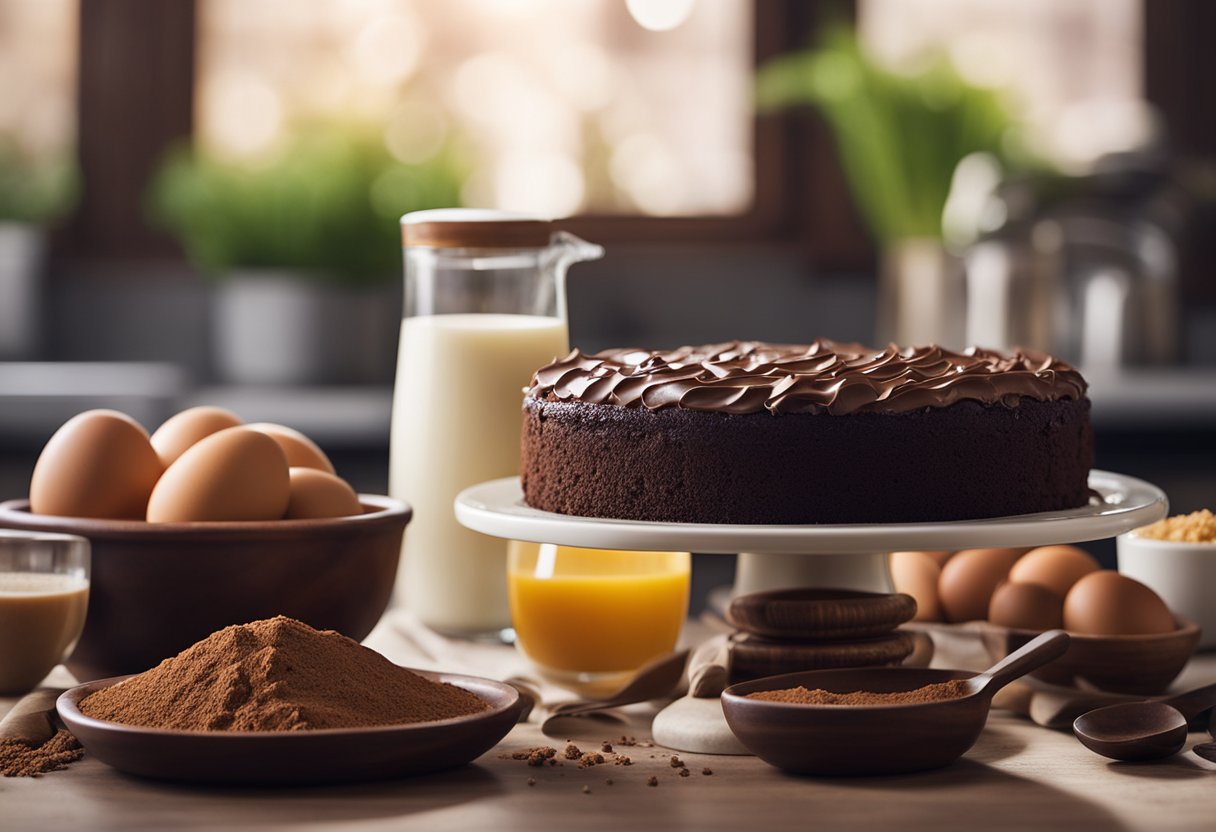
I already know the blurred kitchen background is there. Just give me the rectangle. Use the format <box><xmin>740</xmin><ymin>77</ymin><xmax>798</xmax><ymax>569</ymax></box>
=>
<box><xmin>0</xmin><ymin>0</ymin><xmax>1213</xmax><ymax>589</ymax></box>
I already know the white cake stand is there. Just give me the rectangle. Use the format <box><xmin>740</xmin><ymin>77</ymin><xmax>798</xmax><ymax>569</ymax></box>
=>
<box><xmin>455</xmin><ymin>470</ymin><xmax>1168</xmax><ymax>595</ymax></box>
<box><xmin>455</xmin><ymin>470</ymin><xmax>1167</xmax><ymax>754</ymax></box>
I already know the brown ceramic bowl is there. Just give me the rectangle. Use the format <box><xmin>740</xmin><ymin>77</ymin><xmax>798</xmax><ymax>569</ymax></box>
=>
<box><xmin>722</xmin><ymin>667</ymin><xmax>993</xmax><ymax>776</ymax></box>
<box><xmin>58</xmin><ymin>670</ymin><xmax>520</xmax><ymax>785</ymax></box>
<box><xmin>981</xmin><ymin>616</ymin><xmax>1200</xmax><ymax>695</ymax></box>
<box><xmin>0</xmin><ymin>496</ymin><xmax>409</xmax><ymax>681</ymax></box>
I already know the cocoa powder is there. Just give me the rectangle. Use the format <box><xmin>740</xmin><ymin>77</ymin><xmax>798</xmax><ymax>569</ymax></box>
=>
<box><xmin>0</xmin><ymin>729</ymin><xmax>83</xmax><ymax>777</ymax></box>
<box><xmin>745</xmin><ymin>679</ymin><xmax>971</xmax><ymax>706</ymax></box>
<box><xmin>79</xmin><ymin>616</ymin><xmax>488</xmax><ymax>730</ymax></box>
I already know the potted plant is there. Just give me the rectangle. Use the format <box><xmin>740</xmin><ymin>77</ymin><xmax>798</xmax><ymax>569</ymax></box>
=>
<box><xmin>0</xmin><ymin>137</ymin><xmax>78</xmax><ymax>359</ymax></box>
<box><xmin>148</xmin><ymin>124</ymin><xmax>463</xmax><ymax>385</ymax></box>
<box><xmin>757</xmin><ymin>27</ymin><xmax>1019</xmax><ymax>347</ymax></box>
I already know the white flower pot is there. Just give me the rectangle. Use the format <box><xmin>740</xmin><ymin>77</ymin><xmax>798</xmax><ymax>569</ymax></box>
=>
<box><xmin>212</xmin><ymin>270</ymin><xmax>398</xmax><ymax>385</ymax></box>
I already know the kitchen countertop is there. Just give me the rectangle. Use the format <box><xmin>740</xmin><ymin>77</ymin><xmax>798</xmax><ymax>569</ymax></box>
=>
<box><xmin>2</xmin><ymin>618</ymin><xmax>1214</xmax><ymax>832</ymax></box>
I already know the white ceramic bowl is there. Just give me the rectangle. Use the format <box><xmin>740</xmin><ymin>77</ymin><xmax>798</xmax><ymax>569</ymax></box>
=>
<box><xmin>1118</xmin><ymin>532</ymin><xmax>1216</xmax><ymax>650</ymax></box>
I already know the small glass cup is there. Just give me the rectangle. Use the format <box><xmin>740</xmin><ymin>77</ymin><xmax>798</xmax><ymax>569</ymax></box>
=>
<box><xmin>507</xmin><ymin>541</ymin><xmax>690</xmax><ymax>696</ymax></box>
<box><xmin>0</xmin><ymin>529</ymin><xmax>91</xmax><ymax>695</ymax></box>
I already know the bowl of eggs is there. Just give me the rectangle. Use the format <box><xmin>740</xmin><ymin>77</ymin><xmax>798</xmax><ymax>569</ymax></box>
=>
<box><xmin>0</xmin><ymin>407</ymin><xmax>411</xmax><ymax>681</ymax></box>
<box><xmin>892</xmin><ymin>546</ymin><xmax>1200</xmax><ymax>695</ymax></box>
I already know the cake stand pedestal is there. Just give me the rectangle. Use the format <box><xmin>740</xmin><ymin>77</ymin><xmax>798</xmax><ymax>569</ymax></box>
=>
<box><xmin>454</xmin><ymin>470</ymin><xmax>1168</xmax><ymax>753</ymax></box>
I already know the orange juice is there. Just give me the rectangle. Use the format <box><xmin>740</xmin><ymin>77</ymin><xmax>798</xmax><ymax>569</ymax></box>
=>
<box><xmin>507</xmin><ymin>543</ymin><xmax>690</xmax><ymax>676</ymax></box>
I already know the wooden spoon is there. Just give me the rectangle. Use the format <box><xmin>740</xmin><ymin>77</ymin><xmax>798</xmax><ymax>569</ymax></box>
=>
<box><xmin>544</xmin><ymin>649</ymin><xmax>690</xmax><ymax>720</ymax></box>
<box><xmin>1193</xmin><ymin>742</ymin><xmax>1216</xmax><ymax>764</ymax></box>
<box><xmin>1073</xmin><ymin>682</ymin><xmax>1216</xmax><ymax>762</ymax></box>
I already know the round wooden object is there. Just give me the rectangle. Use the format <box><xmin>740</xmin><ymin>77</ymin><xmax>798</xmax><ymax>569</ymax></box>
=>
<box><xmin>729</xmin><ymin>632</ymin><xmax>916</xmax><ymax>684</ymax></box>
<box><xmin>726</xmin><ymin>588</ymin><xmax>917</xmax><ymax>641</ymax></box>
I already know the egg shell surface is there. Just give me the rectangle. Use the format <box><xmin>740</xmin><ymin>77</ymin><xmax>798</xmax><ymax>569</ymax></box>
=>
<box><xmin>245</xmin><ymin>423</ymin><xmax>336</xmax><ymax>475</ymax></box>
<box><xmin>988</xmin><ymin>581</ymin><xmax>1064</xmax><ymax>630</ymax></box>
<box><xmin>146</xmin><ymin>427</ymin><xmax>290</xmax><ymax>522</ymax></box>
<box><xmin>937</xmin><ymin>548</ymin><xmax>1027</xmax><ymax>623</ymax></box>
<box><xmin>29</xmin><ymin>409</ymin><xmax>164</xmax><ymax>520</ymax></box>
<box><xmin>284</xmin><ymin>468</ymin><xmax>362</xmax><ymax>519</ymax></box>
<box><xmin>150</xmin><ymin>406</ymin><xmax>243</xmax><ymax>467</ymax></box>
<box><xmin>890</xmin><ymin>552</ymin><xmax>943</xmax><ymax>622</ymax></box>
<box><xmin>1008</xmin><ymin>545</ymin><xmax>1100</xmax><ymax>599</ymax></box>
<box><xmin>1063</xmin><ymin>570</ymin><xmax>1176</xmax><ymax>636</ymax></box>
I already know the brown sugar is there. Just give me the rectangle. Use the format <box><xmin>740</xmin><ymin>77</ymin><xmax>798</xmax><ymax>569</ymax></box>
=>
<box><xmin>746</xmin><ymin>679</ymin><xmax>971</xmax><ymax>706</ymax></box>
<box><xmin>0</xmin><ymin>729</ymin><xmax>83</xmax><ymax>777</ymax></box>
<box><xmin>1137</xmin><ymin>509</ymin><xmax>1216</xmax><ymax>543</ymax></box>
<box><xmin>79</xmin><ymin>616</ymin><xmax>487</xmax><ymax>731</ymax></box>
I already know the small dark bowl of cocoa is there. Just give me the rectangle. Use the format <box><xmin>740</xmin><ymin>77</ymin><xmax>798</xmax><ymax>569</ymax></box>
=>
<box><xmin>721</xmin><ymin>630</ymin><xmax>1069</xmax><ymax>776</ymax></box>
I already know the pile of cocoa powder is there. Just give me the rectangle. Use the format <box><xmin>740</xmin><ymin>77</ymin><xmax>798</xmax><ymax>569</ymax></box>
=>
<box><xmin>80</xmin><ymin>616</ymin><xmax>488</xmax><ymax>731</ymax></box>
<box><xmin>745</xmin><ymin>679</ymin><xmax>970</xmax><ymax>706</ymax></box>
<box><xmin>0</xmin><ymin>730</ymin><xmax>83</xmax><ymax>777</ymax></box>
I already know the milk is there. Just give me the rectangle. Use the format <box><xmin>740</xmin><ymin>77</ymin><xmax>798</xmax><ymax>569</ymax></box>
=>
<box><xmin>389</xmin><ymin>313</ymin><xmax>568</xmax><ymax>634</ymax></box>
<box><xmin>0</xmin><ymin>572</ymin><xmax>89</xmax><ymax>694</ymax></box>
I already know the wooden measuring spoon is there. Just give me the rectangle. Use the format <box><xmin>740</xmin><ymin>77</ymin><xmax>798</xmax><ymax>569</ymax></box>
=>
<box><xmin>1073</xmin><ymin>682</ymin><xmax>1216</xmax><ymax>762</ymax></box>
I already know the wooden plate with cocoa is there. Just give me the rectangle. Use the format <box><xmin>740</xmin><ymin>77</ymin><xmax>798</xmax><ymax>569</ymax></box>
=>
<box><xmin>57</xmin><ymin>671</ymin><xmax>522</xmax><ymax>785</ymax></box>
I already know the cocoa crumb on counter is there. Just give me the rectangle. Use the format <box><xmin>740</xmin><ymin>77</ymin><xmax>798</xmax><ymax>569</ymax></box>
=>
<box><xmin>601</xmin><ymin>742</ymin><xmax>613</xmax><ymax>753</ymax></box>
<box><xmin>702</xmin><ymin>768</ymin><xmax>713</xmax><ymax>776</ymax></box>
<box><xmin>0</xmin><ymin>730</ymin><xmax>83</xmax><ymax>778</ymax></box>
<box><xmin>582</xmin><ymin>785</ymin><xmax>591</xmax><ymax>794</ymax></box>
<box><xmin>563</xmin><ymin>743</ymin><xmax>582</xmax><ymax>760</ymax></box>
<box><xmin>577</xmin><ymin>752</ymin><xmax>605</xmax><ymax>768</ymax></box>
<box><xmin>669</xmin><ymin>755</ymin><xmax>685</xmax><ymax>769</ymax></box>
<box><xmin>614</xmin><ymin>755</ymin><xmax>632</xmax><ymax>766</ymax></box>
<box><xmin>647</xmin><ymin>776</ymin><xmax>659</xmax><ymax>787</ymax></box>
<box><xmin>678</xmin><ymin>768</ymin><xmax>690</xmax><ymax>777</ymax></box>
<box><xmin>527</xmin><ymin>778</ymin><xmax>536</xmax><ymax>786</ymax></box>
<box><xmin>618</xmin><ymin>736</ymin><xmax>637</xmax><ymax>746</ymax></box>
<box><xmin>503</xmin><ymin>746</ymin><xmax>558</xmax><ymax>767</ymax></box>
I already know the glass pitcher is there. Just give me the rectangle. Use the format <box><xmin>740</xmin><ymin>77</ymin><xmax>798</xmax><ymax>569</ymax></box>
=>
<box><xmin>390</xmin><ymin>209</ymin><xmax>602</xmax><ymax>639</ymax></box>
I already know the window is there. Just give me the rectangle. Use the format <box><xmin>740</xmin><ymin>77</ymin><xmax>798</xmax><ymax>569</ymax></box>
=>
<box><xmin>197</xmin><ymin>0</ymin><xmax>753</xmax><ymax>218</ymax></box>
<box><xmin>859</xmin><ymin>0</ymin><xmax>1146</xmax><ymax>173</ymax></box>
<box><xmin>0</xmin><ymin>0</ymin><xmax>77</xmax><ymax>159</ymax></box>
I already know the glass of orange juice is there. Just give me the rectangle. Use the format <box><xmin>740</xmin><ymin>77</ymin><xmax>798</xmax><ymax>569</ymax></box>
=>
<box><xmin>507</xmin><ymin>542</ymin><xmax>690</xmax><ymax>694</ymax></box>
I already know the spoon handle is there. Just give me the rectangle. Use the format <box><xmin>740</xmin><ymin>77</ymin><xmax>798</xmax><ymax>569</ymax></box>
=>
<box><xmin>971</xmin><ymin>629</ymin><xmax>1071</xmax><ymax>697</ymax></box>
<box><xmin>1163</xmin><ymin>682</ymin><xmax>1216</xmax><ymax>721</ymax></box>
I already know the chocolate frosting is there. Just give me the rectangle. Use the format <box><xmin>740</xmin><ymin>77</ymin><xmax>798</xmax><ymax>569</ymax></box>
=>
<box><xmin>527</xmin><ymin>340</ymin><xmax>1088</xmax><ymax>416</ymax></box>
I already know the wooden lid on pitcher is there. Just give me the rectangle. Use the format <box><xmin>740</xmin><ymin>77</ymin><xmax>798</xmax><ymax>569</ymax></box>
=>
<box><xmin>401</xmin><ymin>209</ymin><xmax>553</xmax><ymax>249</ymax></box>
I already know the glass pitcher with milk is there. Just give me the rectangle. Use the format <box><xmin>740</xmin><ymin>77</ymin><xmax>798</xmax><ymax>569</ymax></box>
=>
<box><xmin>390</xmin><ymin>209</ymin><xmax>602</xmax><ymax>638</ymax></box>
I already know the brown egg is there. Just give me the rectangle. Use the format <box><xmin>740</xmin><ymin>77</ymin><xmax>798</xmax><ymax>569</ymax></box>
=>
<box><xmin>937</xmin><ymin>548</ymin><xmax>1027</xmax><ymax>623</ymax></box>
<box><xmin>150</xmin><ymin>406</ymin><xmax>243</xmax><ymax>467</ymax></box>
<box><xmin>988</xmin><ymin>581</ymin><xmax>1064</xmax><ymax>630</ymax></box>
<box><xmin>889</xmin><ymin>552</ymin><xmax>943</xmax><ymax>622</ymax></box>
<box><xmin>284</xmin><ymin>468</ymin><xmax>362</xmax><ymax>519</ymax></box>
<box><xmin>245</xmin><ymin>423</ymin><xmax>336</xmax><ymax>475</ymax></box>
<box><xmin>29</xmin><ymin>409</ymin><xmax>163</xmax><ymax>519</ymax></box>
<box><xmin>146</xmin><ymin>427</ymin><xmax>290</xmax><ymax>522</ymax></box>
<box><xmin>1008</xmin><ymin>545</ymin><xmax>1100</xmax><ymax>598</ymax></box>
<box><xmin>1063</xmin><ymin>571</ymin><xmax>1176</xmax><ymax>636</ymax></box>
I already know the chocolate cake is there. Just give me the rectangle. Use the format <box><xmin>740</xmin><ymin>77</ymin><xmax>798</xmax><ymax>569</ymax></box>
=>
<box><xmin>520</xmin><ymin>340</ymin><xmax>1093</xmax><ymax>525</ymax></box>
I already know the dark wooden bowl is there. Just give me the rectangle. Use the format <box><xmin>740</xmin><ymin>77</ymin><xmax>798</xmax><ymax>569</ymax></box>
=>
<box><xmin>0</xmin><ymin>497</ymin><xmax>409</xmax><ymax>681</ymax></box>
<box><xmin>981</xmin><ymin>616</ymin><xmax>1200</xmax><ymax>695</ymax></box>
<box><xmin>722</xmin><ymin>667</ymin><xmax>991</xmax><ymax>776</ymax></box>
<box><xmin>58</xmin><ymin>670</ymin><xmax>520</xmax><ymax>785</ymax></box>
<box><xmin>726</xmin><ymin>588</ymin><xmax>917</xmax><ymax>641</ymax></box>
